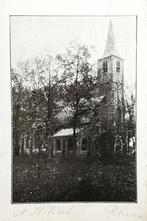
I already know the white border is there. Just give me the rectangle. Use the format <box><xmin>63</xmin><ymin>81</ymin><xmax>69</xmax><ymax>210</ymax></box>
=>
<box><xmin>0</xmin><ymin>0</ymin><xmax>147</xmax><ymax>221</ymax></box>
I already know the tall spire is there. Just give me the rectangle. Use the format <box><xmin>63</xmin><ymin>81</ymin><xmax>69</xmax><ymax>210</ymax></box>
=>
<box><xmin>103</xmin><ymin>21</ymin><xmax>119</xmax><ymax>58</ymax></box>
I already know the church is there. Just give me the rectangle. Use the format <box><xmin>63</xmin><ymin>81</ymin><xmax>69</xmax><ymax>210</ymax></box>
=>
<box><xmin>52</xmin><ymin>21</ymin><xmax>124</xmax><ymax>157</ymax></box>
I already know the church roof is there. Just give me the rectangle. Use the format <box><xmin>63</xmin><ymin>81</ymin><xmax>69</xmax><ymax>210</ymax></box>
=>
<box><xmin>102</xmin><ymin>21</ymin><xmax>119</xmax><ymax>58</ymax></box>
<box><xmin>91</xmin><ymin>95</ymin><xmax>105</xmax><ymax>104</ymax></box>
<box><xmin>52</xmin><ymin>128</ymin><xmax>80</xmax><ymax>137</ymax></box>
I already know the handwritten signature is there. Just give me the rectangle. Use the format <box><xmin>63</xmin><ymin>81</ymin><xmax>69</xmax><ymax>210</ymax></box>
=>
<box><xmin>104</xmin><ymin>205</ymin><xmax>142</xmax><ymax>219</ymax></box>
<box><xmin>12</xmin><ymin>204</ymin><xmax>143</xmax><ymax>220</ymax></box>
<box><xmin>13</xmin><ymin>205</ymin><xmax>74</xmax><ymax>217</ymax></box>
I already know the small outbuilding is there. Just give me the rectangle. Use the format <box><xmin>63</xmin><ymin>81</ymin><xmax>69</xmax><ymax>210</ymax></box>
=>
<box><xmin>52</xmin><ymin>127</ymin><xmax>95</xmax><ymax>157</ymax></box>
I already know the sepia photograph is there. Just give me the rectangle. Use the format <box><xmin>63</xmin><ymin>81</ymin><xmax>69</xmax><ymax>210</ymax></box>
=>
<box><xmin>11</xmin><ymin>15</ymin><xmax>136</xmax><ymax>202</ymax></box>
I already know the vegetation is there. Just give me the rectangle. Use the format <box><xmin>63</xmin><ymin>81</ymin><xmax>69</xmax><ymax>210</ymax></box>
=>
<box><xmin>13</xmin><ymin>156</ymin><xmax>136</xmax><ymax>202</ymax></box>
<box><xmin>12</xmin><ymin>41</ymin><xmax>136</xmax><ymax>156</ymax></box>
<box><xmin>12</xmin><ymin>40</ymin><xmax>136</xmax><ymax>202</ymax></box>
<box><xmin>12</xmin><ymin>42</ymin><xmax>100</xmax><ymax>155</ymax></box>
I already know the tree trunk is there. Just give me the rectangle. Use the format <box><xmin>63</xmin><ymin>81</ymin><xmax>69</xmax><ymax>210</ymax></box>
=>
<box><xmin>73</xmin><ymin>54</ymin><xmax>80</xmax><ymax>155</ymax></box>
<box><xmin>73</xmin><ymin>115</ymin><xmax>77</xmax><ymax>155</ymax></box>
<box><xmin>14</xmin><ymin>105</ymin><xmax>20</xmax><ymax>155</ymax></box>
<box><xmin>47</xmin><ymin>61</ymin><xmax>53</xmax><ymax>159</ymax></box>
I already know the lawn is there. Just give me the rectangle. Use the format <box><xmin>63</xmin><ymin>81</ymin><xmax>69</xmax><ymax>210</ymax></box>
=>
<box><xmin>13</xmin><ymin>155</ymin><xmax>136</xmax><ymax>202</ymax></box>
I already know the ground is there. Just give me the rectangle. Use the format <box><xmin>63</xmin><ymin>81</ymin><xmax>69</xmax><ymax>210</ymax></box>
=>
<box><xmin>13</xmin><ymin>155</ymin><xmax>136</xmax><ymax>202</ymax></box>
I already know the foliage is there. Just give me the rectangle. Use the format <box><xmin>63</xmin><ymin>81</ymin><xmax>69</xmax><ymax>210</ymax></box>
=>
<box><xmin>12</xmin><ymin>40</ymin><xmax>136</xmax><ymax>157</ymax></box>
<box><xmin>13</xmin><ymin>156</ymin><xmax>136</xmax><ymax>202</ymax></box>
<box><xmin>12</xmin><ymin>42</ymin><xmax>101</xmax><ymax>153</ymax></box>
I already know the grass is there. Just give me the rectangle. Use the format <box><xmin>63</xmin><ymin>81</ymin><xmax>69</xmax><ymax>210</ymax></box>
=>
<box><xmin>13</xmin><ymin>155</ymin><xmax>136</xmax><ymax>202</ymax></box>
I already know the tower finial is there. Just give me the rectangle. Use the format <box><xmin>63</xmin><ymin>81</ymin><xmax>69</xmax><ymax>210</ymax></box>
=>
<box><xmin>103</xmin><ymin>21</ymin><xmax>119</xmax><ymax>57</ymax></box>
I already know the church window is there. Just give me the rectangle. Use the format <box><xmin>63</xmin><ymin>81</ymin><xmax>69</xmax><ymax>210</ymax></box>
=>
<box><xmin>103</xmin><ymin>61</ymin><xmax>107</xmax><ymax>72</ymax></box>
<box><xmin>116</xmin><ymin>61</ymin><xmax>120</xmax><ymax>72</ymax></box>
<box><xmin>68</xmin><ymin>138</ymin><xmax>74</xmax><ymax>152</ymax></box>
<box><xmin>81</xmin><ymin>138</ymin><xmax>88</xmax><ymax>152</ymax></box>
<box><xmin>56</xmin><ymin>139</ymin><xmax>61</xmax><ymax>152</ymax></box>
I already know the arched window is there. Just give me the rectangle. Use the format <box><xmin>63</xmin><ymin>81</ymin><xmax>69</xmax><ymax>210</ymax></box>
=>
<box><xmin>62</xmin><ymin>139</ymin><xmax>65</xmax><ymax>156</ymax></box>
<box><xmin>56</xmin><ymin>139</ymin><xmax>61</xmax><ymax>152</ymax></box>
<box><xmin>103</xmin><ymin>61</ymin><xmax>107</xmax><ymax>72</ymax></box>
<box><xmin>81</xmin><ymin>138</ymin><xmax>88</xmax><ymax>152</ymax></box>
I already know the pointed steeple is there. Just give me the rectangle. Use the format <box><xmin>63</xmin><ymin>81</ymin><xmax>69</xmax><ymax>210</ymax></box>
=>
<box><xmin>103</xmin><ymin>21</ymin><xmax>119</xmax><ymax>58</ymax></box>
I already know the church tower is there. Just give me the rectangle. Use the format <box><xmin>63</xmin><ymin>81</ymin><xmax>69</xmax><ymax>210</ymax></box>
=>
<box><xmin>97</xmin><ymin>21</ymin><xmax>124</xmax><ymax>132</ymax></box>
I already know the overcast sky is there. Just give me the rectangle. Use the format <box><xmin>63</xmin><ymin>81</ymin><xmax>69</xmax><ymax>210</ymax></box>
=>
<box><xmin>11</xmin><ymin>16</ymin><xmax>136</xmax><ymax>88</ymax></box>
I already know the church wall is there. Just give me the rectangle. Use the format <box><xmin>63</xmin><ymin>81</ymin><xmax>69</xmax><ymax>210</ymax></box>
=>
<box><xmin>97</xmin><ymin>56</ymin><xmax>113</xmax><ymax>84</ymax></box>
<box><xmin>52</xmin><ymin>133</ymin><xmax>97</xmax><ymax>158</ymax></box>
<box><xmin>97</xmin><ymin>55</ymin><xmax>124</xmax><ymax>132</ymax></box>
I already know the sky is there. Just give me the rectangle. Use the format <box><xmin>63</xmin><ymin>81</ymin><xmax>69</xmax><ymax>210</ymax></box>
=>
<box><xmin>10</xmin><ymin>16</ymin><xmax>136</xmax><ymax>88</ymax></box>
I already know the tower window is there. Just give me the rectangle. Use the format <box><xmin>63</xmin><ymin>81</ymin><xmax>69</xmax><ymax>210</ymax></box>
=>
<box><xmin>103</xmin><ymin>61</ymin><xmax>107</xmax><ymax>72</ymax></box>
<box><xmin>116</xmin><ymin>61</ymin><xmax>120</xmax><ymax>72</ymax></box>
